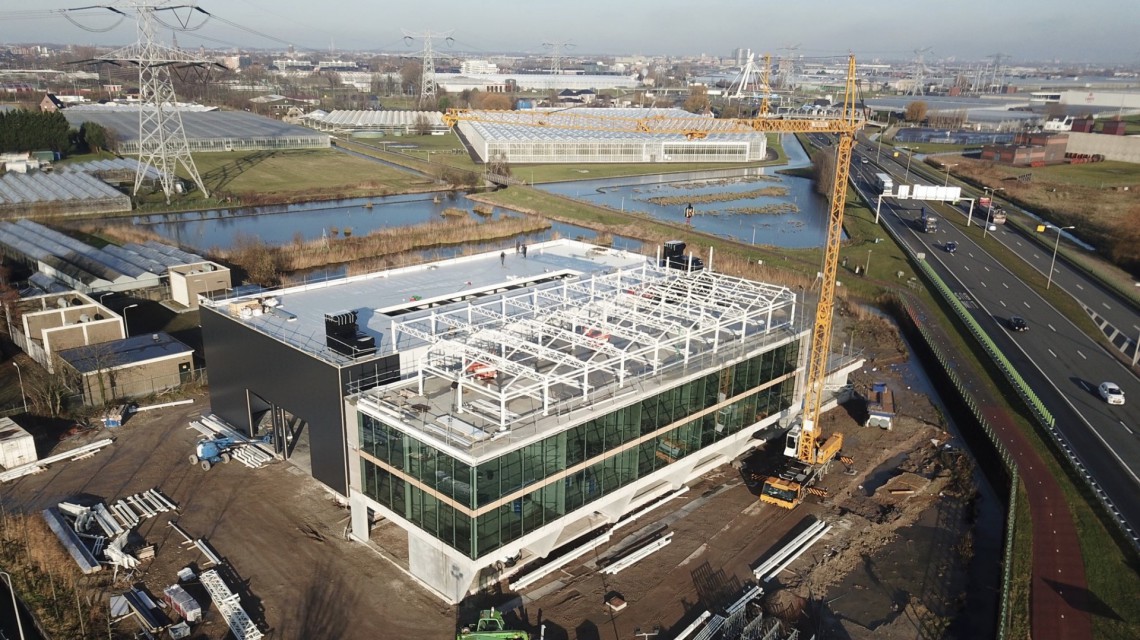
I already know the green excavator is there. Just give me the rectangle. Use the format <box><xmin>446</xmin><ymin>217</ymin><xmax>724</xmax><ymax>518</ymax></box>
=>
<box><xmin>457</xmin><ymin>608</ymin><xmax>530</xmax><ymax>640</ymax></box>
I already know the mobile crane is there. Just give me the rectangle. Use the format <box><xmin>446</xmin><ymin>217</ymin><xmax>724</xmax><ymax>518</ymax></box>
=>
<box><xmin>444</xmin><ymin>56</ymin><xmax>865</xmax><ymax>511</ymax></box>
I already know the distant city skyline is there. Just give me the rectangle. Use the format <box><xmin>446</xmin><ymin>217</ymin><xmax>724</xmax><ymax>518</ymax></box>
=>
<box><xmin>3</xmin><ymin>1</ymin><xmax>1135</xmax><ymax>64</ymax></box>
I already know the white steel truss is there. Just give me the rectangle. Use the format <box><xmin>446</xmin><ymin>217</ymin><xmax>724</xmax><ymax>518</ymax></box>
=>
<box><xmin>390</xmin><ymin>267</ymin><xmax>796</xmax><ymax>431</ymax></box>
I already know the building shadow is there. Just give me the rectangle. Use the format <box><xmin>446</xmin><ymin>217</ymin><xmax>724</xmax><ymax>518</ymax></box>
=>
<box><xmin>273</xmin><ymin>557</ymin><xmax>360</xmax><ymax>639</ymax></box>
<box><xmin>1042</xmin><ymin>578</ymin><xmax>1121</xmax><ymax>621</ymax></box>
<box><xmin>690</xmin><ymin>561</ymin><xmax>742</xmax><ymax>612</ymax></box>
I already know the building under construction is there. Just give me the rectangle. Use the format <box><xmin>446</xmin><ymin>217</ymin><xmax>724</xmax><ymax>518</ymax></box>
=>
<box><xmin>198</xmin><ymin>240</ymin><xmax>862</xmax><ymax>602</ymax></box>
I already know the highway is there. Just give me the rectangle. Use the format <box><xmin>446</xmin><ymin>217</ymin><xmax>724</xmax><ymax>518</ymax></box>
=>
<box><xmin>846</xmin><ymin>140</ymin><xmax>1140</xmax><ymax>543</ymax></box>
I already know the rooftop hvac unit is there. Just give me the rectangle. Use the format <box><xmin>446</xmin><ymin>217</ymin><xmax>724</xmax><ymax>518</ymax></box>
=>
<box><xmin>202</xmin><ymin>264</ymin><xmax>215</xmax><ymax>272</ymax></box>
<box><xmin>262</xmin><ymin>297</ymin><xmax>279</xmax><ymax>308</ymax></box>
<box><xmin>71</xmin><ymin>298</ymin><xmax>84</xmax><ymax>306</ymax></box>
<box><xmin>78</xmin><ymin>314</ymin><xmax>90</xmax><ymax>323</ymax></box>
<box><xmin>57</xmin><ymin>298</ymin><xmax>70</xmax><ymax>308</ymax></box>
<box><xmin>93</xmin><ymin>314</ymin><xmax>105</xmax><ymax>320</ymax></box>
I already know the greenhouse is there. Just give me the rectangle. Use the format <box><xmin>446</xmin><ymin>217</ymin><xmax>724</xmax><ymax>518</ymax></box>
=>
<box><xmin>63</xmin><ymin>109</ymin><xmax>330</xmax><ymax>153</ymax></box>
<box><xmin>456</xmin><ymin>108</ymin><xmax>767</xmax><ymax>164</ymax></box>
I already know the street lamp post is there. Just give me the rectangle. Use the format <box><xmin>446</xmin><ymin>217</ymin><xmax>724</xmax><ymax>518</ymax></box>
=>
<box><xmin>98</xmin><ymin>291</ymin><xmax>113</xmax><ymax>306</ymax></box>
<box><xmin>943</xmin><ymin>163</ymin><xmax>958</xmax><ymax>187</ymax></box>
<box><xmin>875</xmin><ymin>114</ymin><xmax>891</xmax><ymax>163</ymax></box>
<box><xmin>903</xmin><ymin>148</ymin><xmax>915</xmax><ymax>184</ymax></box>
<box><xmin>1</xmin><ymin>570</ymin><xmax>26</xmax><ymax>640</ymax></box>
<box><xmin>12</xmin><ymin>363</ymin><xmax>27</xmax><ymax>414</ymax></box>
<box><xmin>1046</xmin><ymin>225</ymin><xmax>1075</xmax><ymax>290</ymax></box>
<box><xmin>122</xmin><ymin>303</ymin><xmax>139</xmax><ymax>336</ymax></box>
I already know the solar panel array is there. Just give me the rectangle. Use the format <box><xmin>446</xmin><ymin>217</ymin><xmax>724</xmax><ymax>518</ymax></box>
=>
<box><xmin>0</xmin><ymin>171</ymin><xmax>130</xmax><ymax>207</ymax></box>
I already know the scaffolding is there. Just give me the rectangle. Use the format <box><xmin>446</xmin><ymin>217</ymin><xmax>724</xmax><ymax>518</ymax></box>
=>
<box><xmin>386</xmin><ymin>265</ymin><xmax>797</xmax><ymax>435</ymax></box>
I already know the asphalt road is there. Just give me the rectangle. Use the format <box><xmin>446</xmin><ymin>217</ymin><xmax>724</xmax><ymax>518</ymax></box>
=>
<box><xmin>847</xmin><ymin>145</ymin><xmax>1140</xmax><ymax>542</ymax></box>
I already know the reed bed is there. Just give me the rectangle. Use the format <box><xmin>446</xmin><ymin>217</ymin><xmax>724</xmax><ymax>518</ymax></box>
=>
<box><xmin>644</xmin><ymin>186</ymin><xmax>789</xmax><ymax>206</ymax></box>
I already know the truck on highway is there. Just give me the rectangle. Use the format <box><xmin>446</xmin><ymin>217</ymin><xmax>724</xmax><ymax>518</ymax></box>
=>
<box><xmin>916</xmin><ymin>207</ymin><xmax>938</xmax><ymax>233</ymax></box>
<box><xmin>875</xmin><ymin>173</ymin><xmax>893</xmax><ymax>195</ymax></box>
<box><xmin>978</xmin><ymin>196</ymin><xmax>1006</xmax><ymax>224</ymax></box>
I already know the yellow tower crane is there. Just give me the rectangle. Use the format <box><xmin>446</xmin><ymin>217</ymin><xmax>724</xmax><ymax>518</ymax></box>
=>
<box><xmin>444</xmin><ymin>56</ymin><xmax>865</xmax><ymax>510</ymax></box>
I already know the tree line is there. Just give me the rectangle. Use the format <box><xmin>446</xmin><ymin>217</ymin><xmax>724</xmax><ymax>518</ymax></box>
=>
<box><xmin>0</xmin><ymin>109</ymin><xmax>115</xmax><ymax>156</ymax></box>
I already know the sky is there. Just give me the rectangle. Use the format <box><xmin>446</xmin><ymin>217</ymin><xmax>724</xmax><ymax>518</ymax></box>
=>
<box><xmin>4</xmin><ymin>0</ymin><xmax>1135</xmax><ymax>64</ymax></box>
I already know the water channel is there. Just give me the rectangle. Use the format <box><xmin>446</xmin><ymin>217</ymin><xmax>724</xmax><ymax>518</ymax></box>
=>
<box><xmin>116</xmin><ymin>134</ymin><xmax>830</xmax><ymax>254</ymax></box>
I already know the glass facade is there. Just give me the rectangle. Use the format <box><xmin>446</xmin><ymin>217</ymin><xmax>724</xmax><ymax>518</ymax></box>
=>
<box><xmin>359</xmin><ymin>342</ymin><xmax>798</xmax><ymax>559</ymax></box>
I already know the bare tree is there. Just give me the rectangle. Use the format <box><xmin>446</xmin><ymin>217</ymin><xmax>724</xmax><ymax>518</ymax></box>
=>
<box><xmin>812</xmin><ymin>146</ymin><xmax>837</xmax><ymax>198</ymax></box>
<box><xmin>905</xmin><ymin>100</ymin><xmax>928</xmax><ymax>123</ymax></box>
<box><xmin>26</xmin><ymin>357</ymin><xmax>76</xmax><ymax>418</ymax></box>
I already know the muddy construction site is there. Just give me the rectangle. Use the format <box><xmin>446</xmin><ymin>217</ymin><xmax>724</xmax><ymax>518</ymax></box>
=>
<box><xmin>0</xmin><ymin>314</ymin><xmax>998</xmax><ymax>639</ymax></box>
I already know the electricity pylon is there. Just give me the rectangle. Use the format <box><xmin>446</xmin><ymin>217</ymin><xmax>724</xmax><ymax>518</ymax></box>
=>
<box><xmin>403</xmin><ymin>29</ymin><xmax>454</xmax><ymax>108</ymax></box>
<box><xmin>95</xmin><ymin>1</ymin><xmax>211</xmax><ymax>203</ymax></box>
<box><xmin>543</xmin><ymin>40</ymin><xmax>574</xmax><ymax>76</ymax></box>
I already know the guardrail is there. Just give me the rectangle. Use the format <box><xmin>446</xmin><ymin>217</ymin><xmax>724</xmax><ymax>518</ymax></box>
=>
<box><xmin>862</xmin><ymin>179</ymin><xmax>1139</xmax><ymax>554</ymax></box>
<box><xmin>915</xmin><ymin>259</ymin><xmax>1056</xmax><ymax>427</ymax></box>
<box><xmin>901</xmin><ymin>298</ymin><xmax>1018</xmax><ymax>639</ymax></box>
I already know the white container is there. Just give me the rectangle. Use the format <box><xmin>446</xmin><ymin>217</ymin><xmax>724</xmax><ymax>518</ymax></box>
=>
<box><xmin>0</xmin><ymin>417</ymin><xmax>37</xmax><ymax>470</ymax></box>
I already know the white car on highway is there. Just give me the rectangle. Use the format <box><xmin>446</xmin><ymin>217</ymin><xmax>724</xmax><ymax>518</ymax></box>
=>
<box><xmin>1098</xmin><ymin>381</ymin><xmax>1125</xmax><ymax>405</ymax></box>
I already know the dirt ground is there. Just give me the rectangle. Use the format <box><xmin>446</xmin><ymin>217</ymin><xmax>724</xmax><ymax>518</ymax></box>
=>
<box><xmin>0</xmin><ymin>314</ymin><xmax>985</xmax><ymax>640</ymax></box>
<box><xmin>0</xmin><ymin>397</ymin><xmax>456</xmax><ymax>640</ymax></box>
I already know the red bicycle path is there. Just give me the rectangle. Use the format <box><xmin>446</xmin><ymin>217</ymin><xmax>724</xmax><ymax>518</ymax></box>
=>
<box><xmin>911</xmin><ymin>303</ymin><xmax>1093</xmax><ymax>639</ymax></box>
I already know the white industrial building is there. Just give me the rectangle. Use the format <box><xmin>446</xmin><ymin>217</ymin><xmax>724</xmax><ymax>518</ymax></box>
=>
<box><xmin>303</xmin><ymin>110</ymin><xmax>448</xmax><ymax>135</ymax></box>
<box><xmin>456</xmin><ymin>108</ymin><xmax>768</xmax><ymax>164</ymax></box>
<box><xmin>435</xmin><ymin>73</ymin><xmax>640</xmax><ymax>94</ymax></box>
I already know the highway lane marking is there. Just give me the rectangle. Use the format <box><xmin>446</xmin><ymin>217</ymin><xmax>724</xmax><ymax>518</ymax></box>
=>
<box><xmin>1023</xmin><ymin>301</ymin><xmax>1031</xmax><ymax>308</ymax></box>
<box><xmin>1122</xmin><ymin>422</ymin><xmax>1133</xmax><ymax>435</ymax></box>
<box><xmin>981</xmin><ymin>281</ymin><xmax>987</xmax><ymax>288</ymax></box>
<box><xmin>983</xmin><ymin>266</ymin><xmax>990</xmax><ymax>272</ymax></box>
<box><xmin>1076</xmin><ymin>283</ymin><xmax>1084</xmax><ymax>291</ymax></box>
<box><xmin>1048</xmin><ymin>349</ymin><xmax>1057</xmax><ymax>358</ymax></box>
<box><xmin>1102</xmin><ymin>302</ymin><xmax>1111</xmax><ymax>310</ymax></box>
<box><xmin>1077</xmin><ymin>350</ymin><xmax>1087</xmax><ymax>359</ymax></box>
<box><xmin>1002</xmin><ymin>282</ymin><xmax>1009</xmax><ymax>288</ymax></box>
<box><xmin>963</xmin><ymin>265</ymin><xmax>970</xmax><ymax>271</ymax></box>
<box><xmin>1049</xmin><ymin>324</ymin><xmax>1056</xmax><ymax>332</ymax></box>
<box><xmin>1000</xmin><ymin>300</ymin><xmax>1007</xmax><ymax>307</ymax></box>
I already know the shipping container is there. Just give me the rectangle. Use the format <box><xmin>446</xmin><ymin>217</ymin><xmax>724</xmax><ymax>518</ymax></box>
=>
<box><xmin>0</xmin><ymin>417</ymin><xmax>37</xmax><ymax>469</ymax></box>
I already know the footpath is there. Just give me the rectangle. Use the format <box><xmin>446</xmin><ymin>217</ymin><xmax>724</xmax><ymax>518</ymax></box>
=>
<box><xmin>905</xmin><ymin>299</ymin><xmax>1093</xmax><ymax>640</ymax></box>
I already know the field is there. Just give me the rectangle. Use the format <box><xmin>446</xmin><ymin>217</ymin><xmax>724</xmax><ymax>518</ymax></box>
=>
<box><xmin>946</xmin><ymin>155</ymin><xmax>1140</xmax><ymax>274</ymax></box>
<box><xmin>183</xmin><ymin>149</ymin><xmax>434</xmax><ymax>199</ymax></box>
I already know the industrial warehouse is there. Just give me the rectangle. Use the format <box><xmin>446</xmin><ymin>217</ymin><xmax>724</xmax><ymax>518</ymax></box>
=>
<box><xmin>197</xmin><ymin>240</ymin><xmax>861</xmax><ymax>602</ymax></box>
<box><xmin>452</xmin><ymin>108</ymin><xmax>770</xmax><ymax>164</ymax></box>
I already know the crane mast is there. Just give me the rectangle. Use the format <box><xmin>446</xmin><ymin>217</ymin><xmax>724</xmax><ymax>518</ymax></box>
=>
<box><xmin>444</xmin><ymin>57</ymin><xmax>864</xmax><ymax>509</ymax></box>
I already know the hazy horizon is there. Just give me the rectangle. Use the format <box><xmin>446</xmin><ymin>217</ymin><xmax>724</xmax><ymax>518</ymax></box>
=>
<box><xmin>2</xmin><ymin>1</ymin><xmax>1135</xmax><ymax>65</ymax></box>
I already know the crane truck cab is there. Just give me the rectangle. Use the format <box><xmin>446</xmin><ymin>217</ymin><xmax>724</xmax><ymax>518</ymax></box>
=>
<box><xmin>761</xmin><ymin>422</ymin><xmax>845</xmax><ymax>509</ymax></box>
<box><xmin>660</xmin><ymin>240</ymin><xmax>704</xmax><ymax>272</ymax></box>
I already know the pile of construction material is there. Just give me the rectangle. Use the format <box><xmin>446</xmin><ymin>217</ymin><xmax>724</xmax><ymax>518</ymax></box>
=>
<box><xmin>41</xmin><ymin>488</ymin><xmax>177</xmax><ymax>575</ymax></box>
<box><xmin>1</xmin><ymin>438</ymin><xmax>113</xmax><ymax>483</ymax></box>
<box><xmin>189</xmin><ymin>414</ymin><xmax>275</xmax><ymax>469</ymax></box>
<box><xmin>673</xmin><ymin>584</ymin><xmax>804</xmax><ymax>640</ymax></box>
<box><xmin>753</xmin><ymin>519</ymin><xmax>831</xmax><ymax>583</ymax></box>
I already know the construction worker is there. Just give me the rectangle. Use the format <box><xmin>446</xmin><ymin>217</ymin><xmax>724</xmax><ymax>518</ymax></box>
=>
<box><xmin>684</xmin><ymin>203</ymin><xmax>694</xmax><ymax>225</ymax></box>
<box><xmin>500</xmin><ymin>251</ymin><xmax>506</xmax><ymax>267</ymax></box>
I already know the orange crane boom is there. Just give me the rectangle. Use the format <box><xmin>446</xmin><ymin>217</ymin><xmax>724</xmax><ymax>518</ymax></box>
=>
<box><xmin>445</xmin><ymin>57</ymin><xmax>865</xmax><ymax>509</ymax></box>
